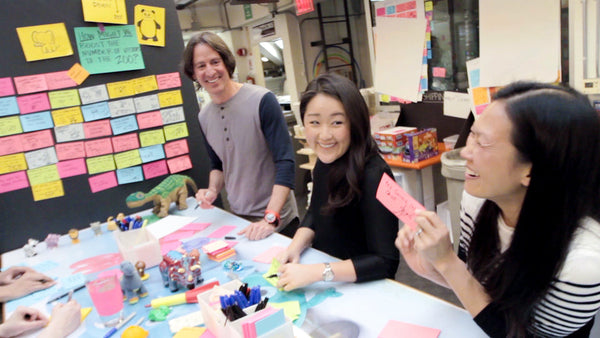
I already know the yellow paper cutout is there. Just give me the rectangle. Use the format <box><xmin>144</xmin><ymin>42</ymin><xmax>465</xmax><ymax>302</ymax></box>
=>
<box><xmin>114</xmin><ymin>149</ymin><xmax>142</xmax><ymax>169</ymax></box>
<box><xmin>471</xmin><ymin>87</ymin><xmax>491</xmax><ymax>106</ymax></box>
<box><xmin>0</xmin><ymin>116</ymin><xmax>23</xmax><ymax>137</ymax></box>
<box><xmin>68</xmin><ymin>63</ymin><xmax>90</xmax><ymax>85</ymax></box>
<box><xmin>52</xmin><ymin>107</ymin><xmax>84</xmax><ymax>127</ymax></box>
<box><xmin>27</xmin><ymin>164</ymin><xmax>60</xmax><ymax>186</ymax></box>
<box><xmin>86</xmin><ymin>154</ymin><xmax>115</xmax><ymax>175</ymax></box>
<box><xmin>134</xmin><ymin>5</ymin><xmax>166</xmax><ymax>47</ymax></box>
<box><xmin>16</xmin><ymin>23</ymin><xmax>74</xmax><ymax>62</ymax></box>
<box><xmin>106</xmin><ymin>80</ymin><xmax>135</xmax><ymax>99</ymax></box>
<box><xmin>425</xmin><ymin>1</ymin><xmax>433</xmax><ymax>11</ymax></box>
<box><xmin>270</xmin><ymin>301</ymin><xmax>301</xmax><ymax>321</ymax></box>
<box><xmin>158</xmin><ymin>90</ymin><xmax>183</xmax><ymax>108</ymax></box>
<box><xmin>81</xmin><ymin>308</ymin><xmax>92</xmax><ymax>321</ymax></box>
<box><xmin>132</xmin><ymin>75</ymin><xmax>159</xmax><ymax>94</ymax></box>
<box><xmin>263</xmin><ymin>258</ymin><xmax>282</xmax><ymax>289</ymax></box>
<box><xmin>81</xmin><ymin>0</ymin><xmax>127</xmax><ymax>24</ymax></box>
<box><xmin>164</xmin><ymin>122</ymin><xmax>189</xmax><ymax>141</ymax></box>
<box><xmin>48</xmin><ymin>89</ymin><xmax>81</xmax><ymax>109</ymax></box>
<box><xmin>31</xmin><ymin>180</ymin><xmax>64</xmax><ymax>201</ymax></box>
<box><xmin>139</xmin><ymin>129</ymin><xmax>165</xmax><ymax>147</ymax></box>
<box><xmin>173</xmin><ymin>327</ymin><xmax>207</xmax><ymax>338</ymax></box>
<box><xmin>0</xmin><ymin>153</ymin><xmax>28</xmax><ymax>175</ymax></box>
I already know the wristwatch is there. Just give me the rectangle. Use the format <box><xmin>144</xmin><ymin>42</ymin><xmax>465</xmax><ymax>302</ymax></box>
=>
<box><xmin>264</xmin><ymin>210</ymin><xmax>280</xmax><ymax>227</ymax></box>
<box><xmin>322</xmin><ymin>262</ymin><xmax>334</xmax><ymax>282</ymax></box>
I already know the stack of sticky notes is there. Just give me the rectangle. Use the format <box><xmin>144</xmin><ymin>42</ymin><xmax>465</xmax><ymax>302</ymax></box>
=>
<box><xmin>240</xmin><ymin>307</ymin><xmax>286</xmax><ymax>338</ymax></box>
<box><xmin>202</xmin><ymin>240</ymin><xmax>236</xmax><ymax>262</ymax></box>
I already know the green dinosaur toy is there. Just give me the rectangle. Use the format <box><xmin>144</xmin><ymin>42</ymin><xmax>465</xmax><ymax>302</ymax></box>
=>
<box><xmin>126</xmin><ymin>175</ymin><xmax>198</xmax><ymax>217</ymax></box>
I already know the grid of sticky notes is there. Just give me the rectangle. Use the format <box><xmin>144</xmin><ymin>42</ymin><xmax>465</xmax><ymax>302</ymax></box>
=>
<box><xmin>0</xmin><ymin>71</ymin><xmax>191</xmax><ymax>201</ymax></box>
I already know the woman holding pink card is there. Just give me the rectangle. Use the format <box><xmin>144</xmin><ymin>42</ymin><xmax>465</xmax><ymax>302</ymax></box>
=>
<box><xmin>275</xmin><ymin>73</ymin><xmax>399</xmax><ymax>291</ymax></box>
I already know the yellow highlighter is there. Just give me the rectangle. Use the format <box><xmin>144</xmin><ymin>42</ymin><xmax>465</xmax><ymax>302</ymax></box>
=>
<box><xmin>145</xmin><ymin>281</ymin><xmax>219</xmax><ymax>308</ymax></box>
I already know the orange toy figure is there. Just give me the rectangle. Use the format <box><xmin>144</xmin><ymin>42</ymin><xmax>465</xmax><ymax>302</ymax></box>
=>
<box><xmin>135</xmin><ymin>261</ymin><xmax>150</xmax><ymax>281</ymax></box>
<box><xmin>68</xmin><ymin>229</ymin><xmax>80</xmax><ymax>244</ymax></box>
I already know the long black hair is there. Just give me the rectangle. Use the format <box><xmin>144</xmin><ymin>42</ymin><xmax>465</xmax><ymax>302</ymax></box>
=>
<box><xmin>467</xmin><ymin>82</ymin><xmax>600</xmax><ymax>336</ymax></box>
<box><xmin>300</xmin><ymin>73</ymin><xmax>378</xmax><ymax>213</ymax></box>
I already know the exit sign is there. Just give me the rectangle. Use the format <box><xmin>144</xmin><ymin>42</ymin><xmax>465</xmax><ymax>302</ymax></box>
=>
<box><xmin>295</xmin><ymin>0</ymin><xmax>314</xmax><ymax>15</ymax></box>
<box><xmin>244</xmin><ymin>4</ymin><xmax>252</xmax><ymax>20</ymax></box>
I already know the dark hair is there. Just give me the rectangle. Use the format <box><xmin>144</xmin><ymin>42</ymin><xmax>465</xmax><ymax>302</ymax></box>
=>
<box><xmin>467</xmin><ymin>82</ymin><xmax>600</xmax><ymax>336</ymax></box>
<box><xmin>181</xmin><ymin>32</ymin><xmax>236</xmax><ymax>82</ymax></box>
<box><xmin>300</xmin><ymin>73</ymin><xmax>378</xmax><ymax>213</ymax></box>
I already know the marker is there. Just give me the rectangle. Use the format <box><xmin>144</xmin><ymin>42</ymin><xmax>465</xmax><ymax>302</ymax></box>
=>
<box><xmin>144</xmin><ymin>280</ymin><xmax>220</xmax><ymax>308</ymax></box>
<box><xmin>224</xmin><ymin>236</ymin><xmax>236</xmax><ymax>240</ymax></box>
<box><xmin>103</xmin><ymin>312</ymin><xmax>136</xmax><ymax>338</ymax></box>
<box><xmin>195</xmin><ymin>191</ymin><xmax>211</xmax><ymax>209</ymax></box>
<box><xmin>266</xmin><ymin>274</ymin><xmax>279</xmax><ymax>279</ymax></box>
<box><xmin>47</xmin><ymin>285</ymin><xmax>86</xmax><ymax>304</ymax></box>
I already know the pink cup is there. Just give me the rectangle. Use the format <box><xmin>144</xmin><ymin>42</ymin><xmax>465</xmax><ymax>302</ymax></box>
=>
<box><xmin>86</xmin><ymin>275</ymin><xmax>124</xmax><ymax>327</ymax></box>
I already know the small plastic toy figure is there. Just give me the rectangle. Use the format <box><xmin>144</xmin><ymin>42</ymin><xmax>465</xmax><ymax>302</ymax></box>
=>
<box><xmin>159</xmin><ymin>249</ymin><xmax>203</xmax><ymax>292</ymax></box>
<box><xmin>120</xmin><ymin>261</ymin><xmax>149</xmax><ymax>304</ymax></box>
<box><xmin>135</xmin><ymin>260</ymin><xmax>150</xmax><ymax>281</ymax></box>
<box><xmin>90</xmin><ymin>221</ymin><xmax>102</xmax><ymax>235</ymax></box>
<box><xmin>68</xmin><ymin>229</ymin><xmax>79</xmax><ymax>244</ymax></box>
<box><xmin>44</xmin><ymin>233</ymin><xmax>60</xmax><ymax>249</ymax></box>
<box><xmin>106</xmin><ymin>216</ymin><xmax>119</xmax><ymax>231</ymax></box>
<box><xmin>23</xmin><ymin>238</ymin><xmax>39</xmax><ymax>257</ymax></box>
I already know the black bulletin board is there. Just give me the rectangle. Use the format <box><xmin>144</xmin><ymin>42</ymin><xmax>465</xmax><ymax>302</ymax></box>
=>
<box><xmin>0</xmin><ymin>0</ymin><xmax>211</xmax><ymax>252</ymax></box>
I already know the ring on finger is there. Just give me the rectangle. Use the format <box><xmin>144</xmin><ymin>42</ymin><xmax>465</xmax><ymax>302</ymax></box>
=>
<box><xmin>415</xmin><ymin>228</ymin><xmax>423</xmax><ymax>237</ymax></box>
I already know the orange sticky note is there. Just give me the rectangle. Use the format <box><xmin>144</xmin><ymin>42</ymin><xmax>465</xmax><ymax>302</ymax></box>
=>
<box><xmin>68</xmin><ymin>63</ymin><xmax>90</xmax><ymax>85</ymax></box>
<box><xmin>375</xmin><ymin>173</ymin><xmax>424</xmax><ymax>230</ymax></box>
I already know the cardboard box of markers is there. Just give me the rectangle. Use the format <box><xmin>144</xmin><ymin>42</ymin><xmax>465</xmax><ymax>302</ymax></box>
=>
<box><xmin>197</xmin><ymin>279</ymin><xmax>293</xmax><ymax>338</ymax></box>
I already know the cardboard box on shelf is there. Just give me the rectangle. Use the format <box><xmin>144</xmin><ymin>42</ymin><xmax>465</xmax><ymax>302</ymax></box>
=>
<box><xmin>374</xmin><ymin>126</ymin><xmax>417</xmax><ymax>161</ymax></box>
<box><xmin>403</xmin><ymin>128</ymin><xmax>439</xmax><ymax>163</ymax></box>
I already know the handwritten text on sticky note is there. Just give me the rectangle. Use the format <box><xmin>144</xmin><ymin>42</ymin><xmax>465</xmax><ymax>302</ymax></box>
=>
<box><xmin>375</xmin><ymin>173</ymin><xmax>424</xmax><ymax>230</ymax></box>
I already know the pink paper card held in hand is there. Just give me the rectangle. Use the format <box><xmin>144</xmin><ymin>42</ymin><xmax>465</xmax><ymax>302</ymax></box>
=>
<box><xmin>376</xmin><ymin>173</ymin><xmax>424</xmax><ymax>230</ymax></box>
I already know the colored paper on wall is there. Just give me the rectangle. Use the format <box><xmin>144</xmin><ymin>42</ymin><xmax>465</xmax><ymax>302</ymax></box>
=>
<box><xmin>88</xmin><ymin>171</ymin><xmax>118</xmax><ymax>193</ymax></box>
<box><xmin>114</xmin><ymin>149</ymin><xmax>142</xmax><ymax>169</ymax></box>
<box><xmin>161</xmin><ymin>106</ymin><xmax>185</xmax><ymax>124</ymax></box>
<box><xmin>83</xmin><ymin>120</ymin><xmax>112</xmax><ymax>139</ymax></box>
<box><xmin>22</xmin><ymin>130</ymin><xmax>55</xmax><ymax>152</ymax></box>
<box><xmin>164</xmin><ymin>122</ymin><xmax>188</xmax><ymax>141</ymax></box>
<box><xmin>142</xmin><ymin>159</ymin><xmax>168</xmax><ymax>179</ymax></box>
<box><xmin>45</xmin><ymin>71</ymin><xmax>78</xmax><ymax>91</ymax></box>
<box><xmin>110</xmin><ymin>115</ymin><xmax>138</xmax><ymax>135</ymax></box>
<box><xmin>139</xmin><ymin>129</ymin><xmax>165</xmax><ymax>147</ymax></box>
<box><xmin>376</xmin><ymin>172</ymin><xmax>424</xmax><ymax>230</ymax></box>
<box><xmin>79</xmin><ymin>84</ymin><xmax>109</xmax><ymax>105</ymax></box>
<box><xmin>86</xmin><ymin>154</ymin><xmax>115</xmax><ymax>175</ymax></box>
<box><xmin>134</xmin><ymin>94</ymin><xmax>160</xmax><ymax>113</ymax></box>
<box><xmin>0</xmin><ymin>116</ymin><xmax>23</xmax><ymax>137</ymax></box>
<box><xmin>68</xmin><ymin>63</ymin><xmax>90</xmax><ymax>85</ymax></box>
<box><xmin>0</xmin><ymin>153</ymin><xmax>27</xmax><ymax>175</ymax></box>
<box><xmin>137</xmin><ymin>111</ymin><xmax>163</xmax><ymax>129</ymax></box>
<box><xmin>81</xmin><ymin>101</ymin><xmax>111</xmax><ymax>122</ymax></box>
<box><xmin>56</xmin><ymin>142</ymin><xmax>85</xmax><ymax>161</ymax></box>
<box><xmin>17</xmin><ymin>93</ymin><xmax>51</xmax><ymax>114</ymax></box>
<box><xmin>378</xmin><ymin>320</ymin><xmax>441</xmax><ymax>338</ymax></box>
<box><xmin>0</xmin><ymin>78</ymin><xmax>15</xmax><ymax>97</ymax></box>
<box><xmin>25</xmin><ymin>147</ymin><xmax>58</xmax><ymax>170</ymax></box>
<box><xmin>106</xmin><ymin>80</ymin><xmax>135</xmax><ymax>99</ymax></box>
<box><xmin>52</xmin><ymin>107</ymin><xmax>84</xmax><ymax>127</ymax></box>
<box><xmin>20</xmin><ymin>111</ymin><xmax>54</xmax><ymax>132</ymax></box>
<box><xmin>116</xmin><ymin>166</ymin><xmax>144</xmax><ymax>184</ymax></box>
<box><xmin>54</xmin><ymin>124</ymin><xmax>85</xmax><ymax>143</ymax></box>
<box><xmin>139</xmin><ymin>144</ymin><xmax>165</xmax><ymax>163</ymax></box>
<box><xmin>108</xmin><ymin>98</ymin><xmax>136</xmax><ymax>118</ymax></box>
<box><xmin>132</xmin><ymin>75</ymin><xmax>159</xmax><ymax>94</ymax></box>
<box><xmin>27</xmin><ymin>164</ymin><xmax>60</xmax><ymax>185</ymax></box>
<box><xmin>16</xmin><ymin>23</ymin><xmax>74</xmax><ymax>62</ymax></box>
<box><xmin>158</xmin><ymin>90</ymin><xmax>183</xmax><ymax>108</ymax></box>
<box><xmin>0</xmin><ymin>171</ymin><xmax>30</xmax><ymax>193</ymax></box>
<box><xmin>112</xmin><ymin>133</ymin><xmax>139</xmax><ymax>153</ymax></box>
<box><xmin>31</xmin><ymin>179</ymin><xmax>64</xmax><ymax>201</ymax></box>
<box><xmin>85</xmin><ymin>138</ymin><xmax>113</xmax><ymax>157</ymax></box>
<box><xmin>156</xmin><ymin>72</ymin><xmax>181</xmax><ymax>90</ymax></box>
<box><xmin>74</xmin><ymin>25</ymin><xmax>144</xmax><ymax>74</ymax></box>
<box><xmin>134</xmin><ymin>5</ymin><xmax>166</xmax><ymax>47</ymax></box>
<box><xmin>164</xmin><ymin>139</ymin><xmax>189</xmax><ymax>158</ymax></box>
<box><xmin>81</xmin><ymin>0</ymin><xmax>127</xmax><ymax>24</ymax></box>
<box><xmin>49</xmin><ymin>89</ymin><xmax>81</xmax><ymax>109</ymax></box>
<box><xmin>0</xmin><ymin>135</ymin><xmax>23</xmax><ymax>156</ymax></box>
<box><xmin>57</xmin><ymin>158</ymin><xmax>87</xmax><ymax>178</ymax></box>
<box><xmin>167</xmin><ymin>155</ymin><xmax>192</xmax><ymax>173</ymax></box>
<box><xmin>14</xmin><ymin>74</ymin><xmax>48</xmax><ymax>95</ymax></box>
<box><xmin>0</xmin><ymin>96</ymin><xmax>19</xmax><ymax>117</ymax></box>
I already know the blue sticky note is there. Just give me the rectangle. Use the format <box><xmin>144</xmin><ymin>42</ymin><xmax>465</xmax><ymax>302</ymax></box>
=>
<box><xmin>110</xmin><ymin>115</ymin><xmax>138</xmax><ymax>135</ymax></box>
<box><xmin>427</xmin><ymin>49</ymin><xmax>432</xmax><ymax>59</ymax></box>
<box><xmin>0</xmin><ymin>96</ymin><xmax>19</xmax><ymax>116</ymax></box>
<box><xmin>116</xmin><ymin>166</ymin><xmax>144</xmax><ymax>184</ymax></box>
<box><xmin>139</xmin><ymin>144</ymin><xmax>165</xmax><ymax>163</ymax></box>
<box><xmin>20</xmin><ymin>111</ymin><xmax>54</xmax><ymax>132</ymax></box>
<box><xmin>422</xmin><ymin>56</ymin><xmax>428</xmax><ymax>64</ymax></box>
<box><xmin>426</xmin><ymin>40</ymin><xmax>431</xmax><ymax>49</ymax></box>
<box><xmin>420</xmin><ymin>78</ymin><xmax>428</xmax><ymax>91</ymax></box>
<box><xmin>255</xmin><ymin>308</ymin><xmax>286</xmax><ymax>336</ymax></box>
<box><xmin>386</xmin><ymin>5</ymin><xmax>395</xmax><ymax>15</ymax></box>
<box><xmin>469</xmin><ymin>69</ymin><xmax>480</xmax><ymax>88</ymax></box>
<box><xmin>81</xmin><ymin>101</ymin><xmax>111</xmax><ymax>122</ymax></box>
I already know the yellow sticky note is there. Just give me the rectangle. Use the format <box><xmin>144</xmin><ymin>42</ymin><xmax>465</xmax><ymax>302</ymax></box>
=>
<box><xmin>81</xmin><ymin>0</ymin><xmax>127</xmax><ymax>24</ymax></box>
<box><xmin>270</xmin><ymin>301</ymin><xmax>301</xmax><ymax>321</ymax></box>
<box><xmin>107</xmin><ymin>80</ymin><xmax>135</xmax><ymax>99</ymax></box>
<box><xmin>134</xmin><ymin>5</ymin><xmax>166</xmax><ymax>47</ymax></box>
<box><xmin>114</xmin><ymin>149</ymin><xmax>142</xmax><ymax>169</ymax></box>
<box><xmin>263</xmin><ymin>258</ymin><xmax>281</xmax><ymax>288</ymax></box>
<box><xmin>68</xmin><ymin>63</ymin><xmax>90</xmax><ymax>85</ymax></box>
<box><xmin>0</xmin><ymin>116</ymin><xmax>23</xmax><ymax>137</ymax></box>
<box><xmin>52</xmin><ymin>107</ymin><xmax>83</xmax><ymax>127</ymax></box>
<box><xmin>81</xmin><ymin>308</ymin><xmax>92</xmax><ymax>321</ymax></box>
<box><xmin>164</xmin><ymin>122</ymin><xmax>189</xmax><ymax>141</ymax></box>
<box><xmin>132</xmin><ymin>75</ymin><xmax>159</xmax><ymax>95</ymax></box>
<box><xmin>173</xmin><ymin>327</ymin><xmax>206</xmax><ymax>338</ymax></box>
<box><xmin>139</xmin><ymin>129</ymin><xmax>165</xmax><ymax>147</ymax></box>
<box><xmin>31</xmin><ymin>180</ymin><xmax>64</xmax><ymax>201</ymax></box>
<box><xmin>158</xmin><ymin>90</ymin><xmax>183</xmax><ymax>108</ymax></box>
<box><xmin>0</xmin><ymin>153</ymin><xmax>28</xmax><ymax>175</ymax></box>
<box><xmin>49</xmin><ymin>89</ymin><xmax>81</xmax><ymax>109</ymax></box>
<box><xmin>425</xmin><ymin>1</ymin><xmax>433</xmax><ymax>12</ymax></box>
<box><xmin>27</xmin><ymin>165</ymin><xmax>60</xmax><ymax>186</ymax></box>
<box><xmin>16</xmin><ymin>23</ymin><xmax>74</xmax><ymax>62</ymax></box>
<box><xmin>86</xmin><ymin>154</ymin><xmax>115</xmax><ymax>175</ymax></box>
<box><xmin>380</xmin><ymin>94</ymin><xmax>390</xmax><ymax>103</ymax></box>
<box><xmin>471</xmin><ymin>87</ymin><xmax>491</xmax><ymax>106</ymax></box>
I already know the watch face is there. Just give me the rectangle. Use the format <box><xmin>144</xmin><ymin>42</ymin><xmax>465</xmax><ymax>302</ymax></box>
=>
<box><xmin>265</xmin><ymin>213</ymin><xmax>276</xmax><ymax>223</ymax></box>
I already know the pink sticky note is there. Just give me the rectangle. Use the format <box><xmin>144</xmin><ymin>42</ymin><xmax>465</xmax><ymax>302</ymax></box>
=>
<box><xmin>180</xmin><ymin>222</ymin><xmax>211</xmax><ymax>232</ymax></box>
<box><xmin>161</xmin><ymin>230</ymin><xmax>196</xmax><ymax>243</ymax></box>
<box><xmin>164</xmin><ymin>139</ymin><xmax>189</xmax><ymax>158</ymax></box>
<box><xmin>89</xmin><ymin>171</ymin><xmax>118</xmax><ymax>193</ymax></box>
<box><xmin>143</xmin><ymin>160</ymin><xmax>169</xmax><ymax>179</ymax></box>
<box><xmin>0</xmin><ymin>77</ymin><xmax>15</xmax><ymax>97</ymax></box>
<box><xmin>57</xmin><ymin>158</ymin><xmax>87</xmax><ymax>178</ymax></box>
<box><xmin>85</xmin><ymin>138</ymin><xmax>113</xmax><ymax>157</ymax></box>
<box><xmin>112</xmin><ymin>133</ymin><xmax>140</xmax><ymax>153</ymax></box>
<box><xmin>206</xmin><ymin>225</ymin><xmax>236</xmax><ymax>238</ymax></box>
<box><xmin>378</xmin><ymin>320</ymin><xmax>441</xmax><ymax>338</ymax></box>
<box><xmin>56</xmin><ymin>141</ymin><xmax>86</xmax><ymax>161</ymax></box>
<box><xmin>475</xmin><ymin>103</ymin><xmax>488</xmax><ymax>115</ymax></box>
<box><xmin>0</xmin><ymin>171</ymin><xmax>30</xmax><ymax>193</ymax></box>
<box><xmin>376</xmin><ymin>7</ymin><xmax>386</xmax><ymax>16</ymax></box>
<box><xmin>17</xmin><ymin>93</ymin><xmax>51</xmax><ymax>114</ymax></box>
<box><xmin>0</xmin><ymin>134</ymin><xmax>23</xmax><ymax>156</ymax></box>
<box><xmin>376</xmin><ymin>173</ymin><xmax>424</xmax><ymax>230</ymax></box>
<box><xmin>14</xmin><ymin>74</ymin><xmax>48</xmax><ymax>95</ymax></box>
<box><xmin>136</xmin><ymin>111</ymin><xmax>163</xmax><ymax>129</ymax></box>
<box><xmin>253</xmin><ymin>246</ymin><xmax>286</xmax><ymax>264</ymax></box>
<box><xmin>167</xmin><ymin>155</ymin><xmax>192</xmax><ymax>173</ymax></box>
<box><xmin>21</xmin><ymin>130</ymin><xmax>54</xmax><ymax>152</ymax></box>
<box><xmin>432</xmin><ymin>67</ymin><xmax>446</xmax><ymax>78</ymax></box>
<box><xmin>84</xmin><ymin>120</ymin><xmax>112</xmax><ymax>139</ymax></box>
<box><xmin>156</xmin><ymin>72</ymin><xmax>182</xmax><ymax>90</ymax></box>
<box><xmin>396</xmin><ymin>0</ymin><xmax>416</xmax><ymax>12</ymax></box>
<box><xmin>45</xmin><ymin>71</ymin><xmax>78</xmax><ymax>90</ymax></box>
<box><xmin>160</xmin><ymin>240</ymin><xmax>182</xmax><ymax>255</ymax></box>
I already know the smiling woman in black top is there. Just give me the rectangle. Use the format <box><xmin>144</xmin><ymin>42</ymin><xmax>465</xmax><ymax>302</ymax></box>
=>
<box><xmin>275</xmin><ymin>73</ymin><xmax>399</xmax><ymax>291</ymax></box>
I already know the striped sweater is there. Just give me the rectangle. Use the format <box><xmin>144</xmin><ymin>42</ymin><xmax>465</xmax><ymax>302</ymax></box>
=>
<box><xmin>459</xmin><ymin>191</ymin><xmax>600</xmax><ymax>337</ymax></box>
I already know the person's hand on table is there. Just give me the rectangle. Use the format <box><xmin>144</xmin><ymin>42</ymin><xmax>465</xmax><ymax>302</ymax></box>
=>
<box><xmin>195</xmin><ymin>188</ymin><xmax>217</xmax><ymax>209</ymax></box>
<box><xmin>0</xmin><ymin>306</ymin><xmax>48</xmax><ymax>337</ymax></box>
<box><xmin>412</xmin><ymin>210</ymin><xmax>455</xmax><ymax>270</ymax></box>
<box><xmin>275</xmin><ymin>248</ymin><xmax>301</xmax><ymax>265</ymax></box>
<box><xmin>238</xmin><ymin>220</ymin><xmax>275</xmax><ymax>240</ymax></box>
<box><xmin>276</xmin><ymin>263</ymin><xmax>319</xmax><ymax>291</ymax></box>
<box><xmin>0</xmin><ymin>267</ymin><xmax>56</xmax><ymax>302</ymax></box>
<box><xmin>38</xmin><ymin>300</ymin><xmax>81</xmax><ymax>338</ymax></box>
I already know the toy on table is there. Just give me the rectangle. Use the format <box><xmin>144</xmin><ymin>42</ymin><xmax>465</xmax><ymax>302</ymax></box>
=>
<box><xmin>202</xmin><ymin>240</ymin><xmax>236</xmax><ymax>262</ymax></box>
<box><xmin>149</xmin><ymin>305</ymin><xmax>172</xmax><ymax>321</ymax></box>
<box><xmin>120</xmin><ymin>261</ymin><xmax>149</xmax><ymax>304</ymax></box>
<box><xmin>121</xmin><ymin>317</ymin><xmax>148</xmax><ymax>338</ymax></box>
<box><xmin>159</xmin><ymin>249</ymin><xmax>203</xmax><ymax>292</ymax></box>
<box><xmin>135</xmin><ymin>261</ymin><xmax>150</xmax><ymax>281</ymax></box>
<box><xmin>44</xmin><ymin>233</ymin><xmax>60</xmax><ymax>249</ymax></box>
<box><xmin>125</xmin><ymin>174</ymin><xmax>198</xmax><ymax>218</ymax></box>
<box><xmin>106</xmin><ymin>216</ymin><xmax>119</xmax><ymax>231</ymax></box>
<box><xmin>90</xmin><ymin>221</ymin><xmax>102</xmax><ymax>235</ymax></box>
<box><xmin>68</xmin><ymin>229</ymin><xmax>79</xmax><ymax>244</ymax></box>
<box><xmin>23</xmin><ymin>238</ymin><xmax>39</xmax><ymax>257</ymax></box>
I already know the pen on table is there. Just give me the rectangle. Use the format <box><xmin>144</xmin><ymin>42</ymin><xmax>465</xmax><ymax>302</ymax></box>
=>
<box><xmin>47</xmin><ymin>284</ymin><xmax>86</xmax><ymax>304</ymax></box>
<box><xmin>195</xmin><ymin>191</ymin><xmax>211</xmax><ymax>209</ymax></box>
<box><xmin>103</xmin><ymin>312</ymin><xmax>136</xmax><ymax>338</ymax></box>
<box><xmin>67</xmin><ymin>290</ymin><xmax>73</xmax><ymax>302</ymax></box>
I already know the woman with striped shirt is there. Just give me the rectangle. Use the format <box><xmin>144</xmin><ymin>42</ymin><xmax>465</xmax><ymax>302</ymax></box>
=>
<box><xmin>396</xmin><ymin>82</ymin><xmax>600</xmax><ymax>337</ymax></box>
